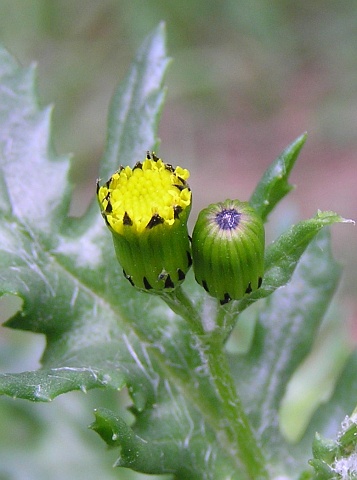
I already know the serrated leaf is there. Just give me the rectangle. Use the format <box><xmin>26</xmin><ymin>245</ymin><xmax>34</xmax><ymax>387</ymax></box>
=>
<box><xmin>91</xmin><ymin>390</ymin><xmax>245</xmax><ymax>480</ymax></box>
<box><xmin>99</xmin><ymin>22</ymin><xmax>170</xmax><ymax>180</ymax></box>
<box><xmin>0</xmin><ymin>27</ymin><xmax>265</xmax><ymax>480</ymax></box>
<box><xmin>1</xmin><ymin>23</ymin><xmax>355</xmax><ymax>480</ymax></box>
<box><xmin>249</xmin><ymin>133</ymin><xmax>307</xmax><ymax>221</ymax></box>
<box><xmin>0</xmin><ymin>47</ymin><xmax>71</xmax><ymax>231</ymax></box>
<box><xmin>230</xmin><ymin>229</ymin><xmax>342</xmax><ymax>475</ymax></box>
<box><xmin>0</xmin><ymin>25</ymin><xmax>170</xmax><ymax>405</ymax></box>
<box><xmin>232</xmin><ymin>210</ymin><xmax>352</xmax><ymax>316</ymax></box>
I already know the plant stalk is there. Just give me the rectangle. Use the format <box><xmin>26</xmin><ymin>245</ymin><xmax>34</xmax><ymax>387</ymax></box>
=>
<box><xmin>160</xmin><ymin>286</ymin><xmax>204</xmax><ymax>335</ymax></box>
<box><xmin>163</xmin><ymin>288</ymin><xmax>269</xmax><ymax>479</ymax></box>
<box><xmin>205</xmin><ymin>332</ymin><xmax>269</xmax><ymax>479</ymax></box>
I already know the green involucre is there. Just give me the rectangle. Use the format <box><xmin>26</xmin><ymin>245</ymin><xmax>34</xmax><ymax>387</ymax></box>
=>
<box><xmin>110</xmin><ymin>208</ymin><xmax>192</xmax><ymax>291</ymax></box>
<box><xmin>191</xmin><ymin>199</ymin><xmax>265</xmax><ymax>303</ymax></box>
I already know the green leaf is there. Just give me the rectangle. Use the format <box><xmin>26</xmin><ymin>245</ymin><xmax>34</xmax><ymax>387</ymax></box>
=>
<box><xmin>0</xmin><ymin>47</ymin><xmax>71</xmax><ymax>231</ymax></box>
<box><xmin>99</xmin><ymin>22</ymin><xmax>170</xmax><ymax>180</ymax></box>
<box><xmin>233</xmin><ymin>210</ymin><xmax>353</xmax><ymax>315</ymax></box>
<box><xmin>0</xmin><ymin>25</ymin><xmax>170</xmax><ymax>403</ymax></box>
<box><xmin>249</xmin><ymin>133</ymin><xmax>307</xmax><ymax>221</ymax></box>
<box><xmin>0</xmin><ymin>23</ymin><xmax>354</xmax><ymax>480</ymax></box>
<box><xmin>229</xmin><ymin>229</ymin><xmax>343</xmax><ymax>474</ymax></box>
<box><xmin>91</xmin><ymin>387</ymin><xmax>248</xmax><ymax>480</ymax></box>
<box><xmin>0</xmin><ymin>26</ymin><xmax>265</xmax><ymax>479</ymax></box>
<box><xmin>309</xmin><ymin>394</ymin><xmax>357</xmax><ymax>479</ymax></box>
<box><xmin>292</xmin><ymin>350</ymin><xmax>357</xmax><ymax>474</ymax></box>
<box><xmin>91</xmin><ymin>403</ymin><xmax>238</xmax><ymax>479</ymax></box>
<box><xmin>263</xmin><ymin>211</ymin><xmax>348</xmax><ymax>289</ymax></box>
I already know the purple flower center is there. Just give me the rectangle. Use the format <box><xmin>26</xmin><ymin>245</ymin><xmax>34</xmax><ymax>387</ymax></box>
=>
<box><xmin>215</xmin><ymin>208</ymin><xmax>241</xmax><ymax>230</ymax></box>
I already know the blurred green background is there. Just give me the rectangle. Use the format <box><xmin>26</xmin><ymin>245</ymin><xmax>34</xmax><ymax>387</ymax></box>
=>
<box><xmin>0</xmin><ymin>1</ymin><xmax>356</xmax><ymax>478</ymax></box>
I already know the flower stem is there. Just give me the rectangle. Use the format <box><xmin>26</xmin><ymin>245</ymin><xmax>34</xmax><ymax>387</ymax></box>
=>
<box><xmin>205</xmin><ymin>332</ymin><xmax>269</xmax><ymax>479</ymax></box>
<box><xmin>162</xmin><ymin>288</ymin><xmax>268</xmax><ymax>478</ymax></box>
<box><xmin>160</xmin><ymin>286</ymin><xmax>204</xmax><ymax>335</ymax></box>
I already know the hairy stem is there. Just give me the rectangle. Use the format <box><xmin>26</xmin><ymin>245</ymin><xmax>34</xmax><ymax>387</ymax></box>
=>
<box><xmin>163</xmin><ymin>289</ymin><xmax>268</xmax><ymax>478</ymax></box>
<box><xmin>205</xmin><ymin>332</ymin><xmax>269</xmax><ymax>479</ymax></box>
<box><xmin>160</xmin><ymin>286</ymin><xmax>204</xmax><ymax>334</ymax></box>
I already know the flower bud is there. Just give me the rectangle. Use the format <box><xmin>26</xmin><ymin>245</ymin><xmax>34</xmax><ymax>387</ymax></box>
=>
<box><xmin>97</xmin><ymin>152</ymin><xmax>192</xmax><ymax>292</ymax></box>
<box><xmin>191</xmin><ymin>199</ymin><xmax>264</xmax><ymax>304</ymax></box>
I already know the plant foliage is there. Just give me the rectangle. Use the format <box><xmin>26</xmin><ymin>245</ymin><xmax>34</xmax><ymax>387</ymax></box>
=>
<box><xmin>0</xmin><ymin>24</ymin><xmax>355</xmax><ymax>480</ymax></box>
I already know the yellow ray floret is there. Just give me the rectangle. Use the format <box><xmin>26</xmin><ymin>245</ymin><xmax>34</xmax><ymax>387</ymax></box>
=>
<box><xmin>98</xmin><ymin>152</ymin><xmax>191</xmax><ymax>235</ymax></box>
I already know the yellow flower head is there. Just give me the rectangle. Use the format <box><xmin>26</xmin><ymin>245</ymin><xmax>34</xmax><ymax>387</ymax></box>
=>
<box><xmin>97</xmin><ymin>152</ymin><xmax>191</xmax><ymax>235</ymax></box>
<box><xmin>97</xmin><ymin>152</ymin><xmax>192</xmax><ymax>292</ymax></box>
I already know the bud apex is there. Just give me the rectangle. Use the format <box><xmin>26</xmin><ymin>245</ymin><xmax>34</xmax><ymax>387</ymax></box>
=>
<box><xmin>97</xmin><ymin>152</ymin><xmax>192</xmax><ymax>292</ymax></box>
<box><xmin>191</xmin><ymin>199</ymin><xmax>265</xmax><ymax>304</ymax></box>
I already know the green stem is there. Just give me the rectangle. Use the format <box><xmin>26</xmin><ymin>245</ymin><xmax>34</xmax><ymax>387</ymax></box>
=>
<box><xmin>162</xmin><ymin>288</ymin><xmax>268</xmax><ymax>478</ymax></box>
<box><xmin>160</xmin><ymin>286</ymin><xmax>204</xmax><ymax>335</ymax></box>
<box><xmin>216</xmin><ymin>298</ymin><xmax>253</xmax><ymax>343</ymax></box>
<box><xmin>216</xmin><ymin>300</ymin><xmax>238</xmax><ymax>334</ymax></box>
<box><xmin>206</xmin><ymin>332</ymin><xmax>269</xmax><ymax>479</ymax></box>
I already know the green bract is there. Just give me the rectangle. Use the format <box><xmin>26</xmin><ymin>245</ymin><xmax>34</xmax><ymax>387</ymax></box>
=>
<box><xmin>192</xmin><ymin>199</ymin><xmax>265</xmax><ymax>303</ymax></box>
<box><xmin>97</xmin><ymin>152</ymin><xmax>192</xmax><ymax>291</ymax></box>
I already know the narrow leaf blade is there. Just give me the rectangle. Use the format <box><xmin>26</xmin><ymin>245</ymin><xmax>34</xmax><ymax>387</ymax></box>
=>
<box><xmin>249</xmin><ymin>133</ymin><xmax>307</xmax><ymax>221</ymax></box>
<box><xmin>99</xmin><ymin>22</ymin><xmax>170</xmax><ymax>180</ymax></box>
<box><xmin>234</xmin><ymin>211</ymin><xmax>353</xmax><ymax>314</ymax></box>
